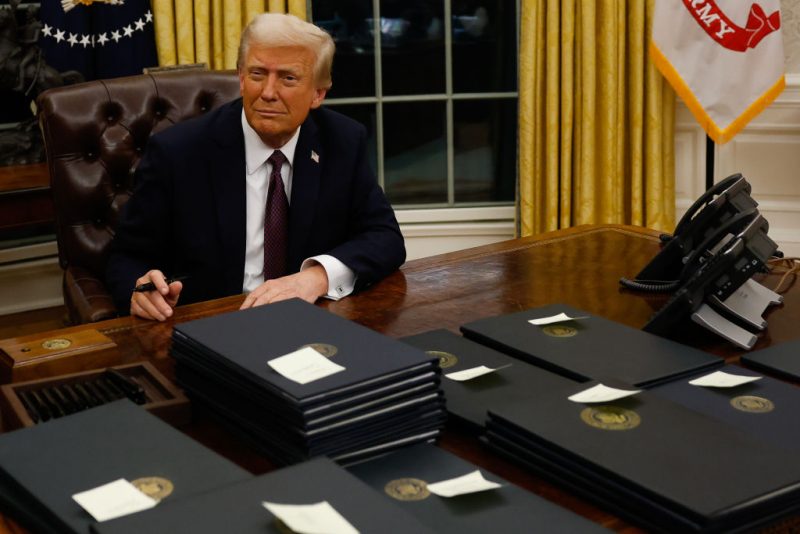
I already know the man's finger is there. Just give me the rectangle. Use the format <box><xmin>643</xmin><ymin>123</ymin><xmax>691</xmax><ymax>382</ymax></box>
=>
<box><xmin>130</xmin><ymin>298</ymin><xmax>156</xmax><ymax>321</ymax></box>
<box><xmin>136</xmin><ymin>294</ymin><xmax>167</xmax><ymax>321</ymax></box>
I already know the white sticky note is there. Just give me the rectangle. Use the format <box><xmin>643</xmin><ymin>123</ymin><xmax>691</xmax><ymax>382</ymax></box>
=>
<box><xmin>262</xmin><ymin>501</ymin><xmax>358</xmax><ymax>534</ymax></box>
<box><xmin>688</xmin><ymin>370</ymin><xmax>762</xmax><ymax>388</ymax></box>
<box><xmin>268</xmin><ymin>346</ymin><xmax>345</xmax><ymax>385</ymax></box>
<box><xmin>445</xmin><ymin>364</ymin><xmax>511</xmax><ymax>382</ymax></box>
<box><xmin>528</xmin><ymin>312</ymin><xmax>588</xmax><ymax>326</ymax></box>
<box><xmin>568</xmin><ymin>383</ymin><xmax>641</xmax><ymax>403</ymax></box>
<box><xmin>72</xmin><ymin>479</ymin><xmax>157</xmax><ymax>523</ymax></box>
<box><xmin>426</xmin><ymin>470</ymin><xmax>503</xmax><ymax>498</ymax></box>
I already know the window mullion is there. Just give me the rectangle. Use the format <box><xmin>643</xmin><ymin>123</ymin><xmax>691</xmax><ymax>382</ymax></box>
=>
<box><xmin>373</xmin><ymin>0</ymin><xmax>385</xmax><ymax>190</ymax></box>
<box><xmin>444</xmin><ymin>0</ymin><xmax>454</xmax><ymax>206</ymax></box>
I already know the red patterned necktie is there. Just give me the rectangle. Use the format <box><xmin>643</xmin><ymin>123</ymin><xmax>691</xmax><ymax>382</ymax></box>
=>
<box><xmin>263</xmin><ymin>150</ymin><xmax>289</xmax><ymax>280</ymax></box>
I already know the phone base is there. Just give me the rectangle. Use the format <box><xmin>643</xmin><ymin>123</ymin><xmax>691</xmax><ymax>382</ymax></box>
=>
<box><xmin>692</xmin><ymin>304</ymin><xmax>758</xmax><ymax>350</ymax></box>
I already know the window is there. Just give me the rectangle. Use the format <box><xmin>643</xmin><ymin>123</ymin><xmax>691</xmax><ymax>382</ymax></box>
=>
<box><xmin>311</xmin><ymin>0</ymin><xmax>518</xmax><ymax>208</ymax></box>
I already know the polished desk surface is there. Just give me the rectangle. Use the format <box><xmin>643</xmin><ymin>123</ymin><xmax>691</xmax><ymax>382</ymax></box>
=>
<box><xmin>1</xmin><ymin>224</ymin><xmax>798</xmax><ymax>533</ymax></box>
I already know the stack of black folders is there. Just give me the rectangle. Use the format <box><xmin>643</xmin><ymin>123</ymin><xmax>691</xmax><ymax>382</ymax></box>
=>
<box><xmin>400</xmin><ymin>329</ymin><xmax>580</xmax><ymax>430</ymax></box>
<box><xmin>0</xmin><ymin>400</ymin><xmax>252</xmax><ymax>534</ymax></box>
<box><xmin>170</xmin><ymin>298</ymin><xmax>445</xmax><ymax>465</ymax></box>
<box><xmin>460</xmin><ymin>303</ymin><xmax>723</xmax><ymax>387</ymax></box>
<box><xmin>92</xmin><ymin>457</ymin><xmax>431</xmax><ymax>534</ymax></box>
<box><xmin>407</xmin><ymin>306</ymin><xmax>800</xmax><ymax>531</ymax></box>
<box><xmin>347</xmin><ymin>443</ymin><xmax>609</xmax><ymax>533</ymax></box>
<box><xmin>484</xmin><ymin>376</ymin><xmax>800</xmax><ymax>533</ymax></box>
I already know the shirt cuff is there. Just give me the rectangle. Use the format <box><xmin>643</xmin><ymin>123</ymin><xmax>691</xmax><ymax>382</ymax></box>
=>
<box><xmin>301</xmin><ymin>255</ymin><xmax>357</xmax><ymax>300</ymax></box>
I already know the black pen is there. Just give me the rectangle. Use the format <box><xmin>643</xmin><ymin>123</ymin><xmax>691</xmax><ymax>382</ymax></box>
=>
<box><xmin>133</xmin><ymin>275</ymin><xmax>189</xmax><ymax>293</ymax></box>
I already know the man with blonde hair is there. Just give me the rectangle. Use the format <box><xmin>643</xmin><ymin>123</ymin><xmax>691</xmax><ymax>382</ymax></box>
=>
<box><xmin>107</xmin><ymin>13</ymin><xmax>405</xmax><ymax>320</ymax></box>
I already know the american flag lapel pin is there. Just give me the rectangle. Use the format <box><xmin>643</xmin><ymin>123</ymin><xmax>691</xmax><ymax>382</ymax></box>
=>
<box><xmin>311</xmin><ymin>150</ymin><xmax>320</xmax><ymax>163</ymax></box>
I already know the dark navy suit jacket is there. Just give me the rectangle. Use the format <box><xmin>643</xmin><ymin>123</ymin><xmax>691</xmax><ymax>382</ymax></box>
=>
<box><xmin>106</xmin><ymin>99</ymin><xmax>405</xmax><ymax>312</ymax></box>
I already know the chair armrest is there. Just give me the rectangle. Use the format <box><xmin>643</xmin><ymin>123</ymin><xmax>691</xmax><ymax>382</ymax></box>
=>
<box><xmin>63</xmin><ymin>266</ymin><xmax>119</xmax><ymax>324</ymax></box>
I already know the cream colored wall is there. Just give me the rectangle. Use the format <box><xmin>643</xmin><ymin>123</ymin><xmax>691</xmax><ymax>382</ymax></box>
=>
<box><xmin>674</xmin><ymin>6</ymin><xmax>800</xmax><ymax>257</ymax></box>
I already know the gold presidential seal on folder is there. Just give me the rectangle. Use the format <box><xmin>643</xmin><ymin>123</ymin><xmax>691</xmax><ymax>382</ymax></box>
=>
<box><xmin>730</xmin><ymin>395</ymin><xmax>774</xmax><ymax>413</ymax></box>
<box><xmin>426</xmin><ymin>350</ymin><xmax>458</xmax><ymax>368</ymax></box>
<box><xmin>131</xmin><ymin>477</ymin><xmax>174</xmax><ymax>502</ymax></box>
<box><xmin>384</xmin><ymin>478</ymin><xmax>430</xmax><ymax>501</ymax></box>
<box><xmin>300</xmin><ymin>343</ymin><xmax>338</xmax><ymax>358</ymax></box>
<box><xmin>542</xmin><ymin>325</ymin><xmax>578</xmax><ymax>338</ymax></box>
<box><xmin>580</xmin><ymin>405</ymin><xmax>641</xmax><ymax>431</ymax></box>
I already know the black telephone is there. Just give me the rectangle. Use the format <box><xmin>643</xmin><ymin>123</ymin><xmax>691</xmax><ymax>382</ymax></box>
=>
<box><xmin>630</xmin><ymin>173</ymin><xmax>759</xmax><ymax>288</ymax></box>
<box><xmin>642</xmin><ymin>210</ymin><xmax>779</xmax><ymax>339</ymax></box>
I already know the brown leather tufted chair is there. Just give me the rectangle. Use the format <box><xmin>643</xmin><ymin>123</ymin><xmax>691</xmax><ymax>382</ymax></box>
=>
<box><xmin>38</xmin><ymin>70</ymin><xmax>241</xmax><ymax>325</ymax></box>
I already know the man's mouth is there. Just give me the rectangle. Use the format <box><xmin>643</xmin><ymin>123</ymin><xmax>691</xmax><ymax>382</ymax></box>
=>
<box><xmin>255</xmin><ymin>109</ymin><xmax>284</xmax><ymax>117</ymax></box>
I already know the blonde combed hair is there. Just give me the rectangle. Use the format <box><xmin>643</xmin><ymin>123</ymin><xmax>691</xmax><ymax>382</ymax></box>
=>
<box><xmin>238</xmin><ymin>13</ymin><xmax>335</xmax><ymax>90</ymax></box>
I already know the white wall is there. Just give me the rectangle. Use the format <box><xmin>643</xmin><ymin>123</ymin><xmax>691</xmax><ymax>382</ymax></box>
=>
<box><xmin>0</xmin><ymin>242</ymin><xmax>62</xmax><ymax>315</ymax></box>
<box><xmin>674</xmin><ymin>5</ymin><xmax>800</xmax><ymax>257</ymax></box>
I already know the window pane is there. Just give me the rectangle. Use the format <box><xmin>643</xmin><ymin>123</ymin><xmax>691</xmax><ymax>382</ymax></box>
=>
<box><xmin>324</xmin><ymin>103</ymin><xmax>379</xmax><ymax>176</ymax></box>
<box><xmin>312</xmin><ymin>1</ymin><xmax>376</xmax><ymax>98</ymax></box>
<box><xmin>452</xmin><ymin>0</ymin><xmax>517</xmax><ymax>93</ymax></box>
<box><xmin>384</xmin><ymin>101</ymin><xmax>447</xmax><ymax>204</ymax></box>
<box><xmin>453</xmin><ymin>99</ymin><xmax>516</xmax><ymax>203</ymax></box>
<box><xmin>380</xmin><ymin>0</ymin><xmax>446</xmax><ymax>96</ymax></box>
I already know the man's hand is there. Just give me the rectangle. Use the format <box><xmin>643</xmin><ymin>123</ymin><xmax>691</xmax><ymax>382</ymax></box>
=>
<box><xmin>130</xmin><ymin>269</ymin><xmax>183</xmax><ymax>321</ymax></box>
<box><xmin>240</xmin><ymin>265</ymin><xmax>328</xmax><ymax>309</ymax></box>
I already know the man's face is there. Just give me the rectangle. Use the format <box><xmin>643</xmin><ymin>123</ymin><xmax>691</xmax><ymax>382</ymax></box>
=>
<box><xmin>239</xmin><ymin>44</ymin><xmax>327</xmax><ymax>147</ymax></box>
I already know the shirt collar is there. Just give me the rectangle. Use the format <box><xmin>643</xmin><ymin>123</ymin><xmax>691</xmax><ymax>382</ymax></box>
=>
<box><xmin>241</xmin><ymin>110</ymin><xmax>301</xmax><ymax>175</ymax></box>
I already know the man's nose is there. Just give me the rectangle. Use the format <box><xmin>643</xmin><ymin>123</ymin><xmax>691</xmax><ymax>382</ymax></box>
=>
<box><xmin>260</xmin><ymin>75</ymin><xmax>278</xmax><ymax>100</ymax></box>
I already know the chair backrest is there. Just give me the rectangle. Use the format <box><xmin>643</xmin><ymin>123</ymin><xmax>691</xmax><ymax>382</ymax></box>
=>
<box><xmin>38</xmin><ymin>70</ymin><xmax>241</xmax><ymax>279</ymax></box>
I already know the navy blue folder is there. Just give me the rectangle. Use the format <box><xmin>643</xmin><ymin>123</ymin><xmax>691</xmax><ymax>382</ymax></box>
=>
<box><xmin>348</xmin><ymin>444</ymin><xmax>609</xmax><ymax>533</ymax></box>
<box><xmin>461</xmin><ymin>303</ymin><xmax>722</xmax><ymax>387</ymax></box>
<box><xmin>172</xmin><ymin>299</ymin><xmax>438</xmax><ymax>406</ymax></box>
<box><xmin>0</xmin><ymin>400</ymin><xmax>251</xmax><ymax>534</ymax></box>
<box><xmin>400</xmin><ymin>329</ymin><xmax>578</xmax><ymax>429</ymax></box>
<box><xmin>92</xmin><ymin>457</ymin><xmax>432</xmax><ymax>534</ymax></box>
<box><xmin>741</xmin><ymin>338</ymin><xmax>800</xmax><ymax>381</ymax></box>
<box><xmin>650</xmin><ymin>364</ymin><xmax>800</xmax><ymax>452</ymax></box>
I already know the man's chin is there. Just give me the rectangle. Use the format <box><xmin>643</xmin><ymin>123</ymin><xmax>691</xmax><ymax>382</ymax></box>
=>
<box><xmin>252</xmin><ymin>126</ymin><xmax>290</xmax><ymax>146</ymax></box>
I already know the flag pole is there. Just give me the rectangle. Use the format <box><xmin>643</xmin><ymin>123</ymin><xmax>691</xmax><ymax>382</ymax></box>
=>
<box><xmin>705</xmin><ymin>135</ymin><xmax>715</xmax><ymax>190</ymax></box>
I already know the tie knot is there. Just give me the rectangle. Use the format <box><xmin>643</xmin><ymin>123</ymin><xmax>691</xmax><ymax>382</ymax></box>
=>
<box><xmin>268</xmin><ymin>150</ymin><xmax>287</xmax><ymax>169</ymax></box>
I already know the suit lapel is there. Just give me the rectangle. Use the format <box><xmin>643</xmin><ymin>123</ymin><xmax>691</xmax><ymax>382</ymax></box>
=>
<box><xmin>209</xmin><ymin>100</ymin><xmax>246</xmax><ymax>293</ymax></box>
<box><xmin>288</xmin><ymin>114</ymin><xmax>321</xmax><ymax>270</ymax></box>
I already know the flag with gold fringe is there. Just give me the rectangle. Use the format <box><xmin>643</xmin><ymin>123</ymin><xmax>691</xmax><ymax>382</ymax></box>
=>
<box><xmin>651</xmin><ymin>0</ymin><xmax>785</xmax><ymax>144</ymax></box>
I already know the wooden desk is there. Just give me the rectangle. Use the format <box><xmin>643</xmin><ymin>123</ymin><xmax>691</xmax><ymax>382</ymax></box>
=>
<box><xmin>0</xmin><ymin>163</ymin><xmax>53</xmax><ymax>238</ymax></box>
<box><xmin>1</xmin><ymin>225</ymin><xmax>798</xmax><ymax>532</ymax></box>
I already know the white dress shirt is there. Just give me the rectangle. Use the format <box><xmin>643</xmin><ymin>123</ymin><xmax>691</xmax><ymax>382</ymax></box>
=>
<box><xmin>241</xmin><ymin>111</ymin><xmax>356</xmax><ymax>299</ymax></box>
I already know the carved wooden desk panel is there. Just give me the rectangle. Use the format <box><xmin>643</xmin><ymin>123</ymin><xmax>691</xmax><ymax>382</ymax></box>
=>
<box><xmin>1</xmin><ymin>225</ymin><xmax>798</xmax><ymax>533</ymax></box>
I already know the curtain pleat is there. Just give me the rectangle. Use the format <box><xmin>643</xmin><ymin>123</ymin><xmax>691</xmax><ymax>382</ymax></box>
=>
<box><xmin>152</xmin><ymin>0</ymin><xmax>177</xmax><ymax>66</ymax></box>
<box><xmin>194</xmin><ymin>0</ymin><xmax>211</xmax><ymax>66</ymax></box>
<box><xmin>519</xmin><ymin>0</ymin><xmax>676</xmax><ymax>236</ymax></box>
<box><xmin>153</xmin><ymin>0</ymin><xmax>305</xmax><ymax>71</ymax></box>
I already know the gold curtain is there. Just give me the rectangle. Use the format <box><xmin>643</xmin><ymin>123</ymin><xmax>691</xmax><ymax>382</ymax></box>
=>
<box><xmin>519</xmin><ymin>0</ymin><xmax>675</xmax><ymax>236</ymax></box>
<box><xmin>151</xmin><ymin>0</ymin><xmax>308</xmax><ymax>70</ymax></box>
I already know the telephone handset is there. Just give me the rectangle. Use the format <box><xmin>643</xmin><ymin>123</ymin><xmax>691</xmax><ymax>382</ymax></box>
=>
<box><xmin>643</xmin><ymin>211</ymin><xmax>779</xmax><ymax>339</ymax></box>
<box><xmin>631</xmin><ymin>173</ymin><xmax>759</xmax><ymax>286</ymax></box>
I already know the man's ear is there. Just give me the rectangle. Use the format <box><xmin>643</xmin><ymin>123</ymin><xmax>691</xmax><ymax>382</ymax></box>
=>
<box><xmin>310</xmin><ymin>88</ymin><xmax>327</xmax><ymax>109</ymax></box>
